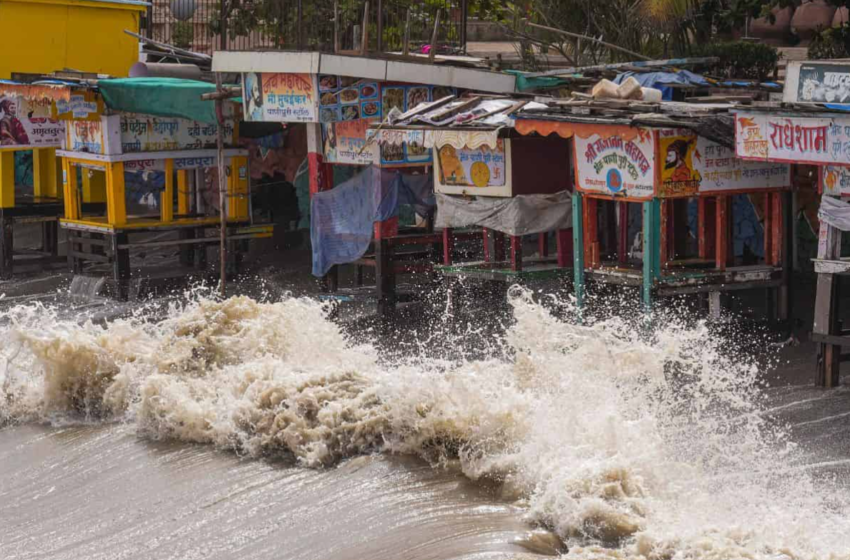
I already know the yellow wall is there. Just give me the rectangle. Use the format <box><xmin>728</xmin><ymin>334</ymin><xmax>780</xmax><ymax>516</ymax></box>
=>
<box><xmin>0</xmin><ymin>0</ymin><xmax>144</xmax><ymax>79</ymax></box>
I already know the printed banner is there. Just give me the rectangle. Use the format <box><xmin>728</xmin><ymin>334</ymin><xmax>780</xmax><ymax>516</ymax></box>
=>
<box><xmin>736</xmin><ymin>112</ymin><xmax>837</xmax><ymax>164</ymax></box>
<box><xmin>658</xmin><ymin>128</ymin><xmax>790</xmax><ymax>196</ymax></box>
<box><xmin>574</xmin><ymin>129</ymin><xmax>655</xmax><ymax>199</ymax></box>
<box><xmin>323</xmin><ymin>119</ymin><xmax>379</xmax><ymax>165</ymax></box>
<box><xmin>243</xmin><ymin>72</ymin><xmax>319</xmax><ymax>123</ymax></box>
<box><xmin>437</xmin><ymin>140</ymin><xmax>506</xmax><ymax>188</ymax></box>
<box><xmin>318</xmin><ymin>75</ymin><xmax>382</xmax><ymax>124</ymax></box>
<box><xmin>66</xmin><ymin>120</ymin><xmax>105</xmax><ymax>153</ymax></box>
<box><xmin>0</xmin><ymin>95</ymin><xmax>64</xmax><ymax>148</ymax></box>
<box><xmin>120</xmin><ymin>114</ymin><xmax>233</xmax><ymax>153</ymax></box>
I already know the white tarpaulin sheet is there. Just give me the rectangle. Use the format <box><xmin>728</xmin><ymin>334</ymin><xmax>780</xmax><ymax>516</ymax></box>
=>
<box><xmin>435</xmin><ymin>190</ymin><xmax>572</xmax><ymax>236</ymax></box>
<box><xmin>819</xmin><ymin>195</ymin><xmax>850</xmax><ymax>231</ymax></box>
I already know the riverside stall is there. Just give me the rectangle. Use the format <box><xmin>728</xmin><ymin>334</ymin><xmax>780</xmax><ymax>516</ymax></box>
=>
<box><xmin>735</xmin><ymin>61</ymin><xmax>850</xmax><ymax>386</ymax></box>
<box><xmin>0</xmin><ymin>81</ymin><xmax>104</xmax><ymax>278</ymax></box>
<box><xmin>368</xmin><ymin>99</ymin><xmax>574</xmax><ymax>288</ymax></box>
<box><xmin>215</xmin><ymin>50</ymin><xmax>519</xmax><ymax>317</ymax></box>
<box><xmin>57</xmin><ymin>79</ymin><xmax>269</xmax><ymax>299</ymax></box>
<box><xmin>514</xmin><ymin>111</ymin><xmax>792</xmax><ymax>315</ymax></box>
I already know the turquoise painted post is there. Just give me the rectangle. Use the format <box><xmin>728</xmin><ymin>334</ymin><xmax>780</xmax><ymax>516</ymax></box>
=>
<box><xmin>642</xmin><ymin>199</ymin><xmax>661</xmax><ymax>313</ymax></box>
<box><xmin>572</xmin><ymin>192</ymin><xmax>585</xmax><ymax>309</ymax></box>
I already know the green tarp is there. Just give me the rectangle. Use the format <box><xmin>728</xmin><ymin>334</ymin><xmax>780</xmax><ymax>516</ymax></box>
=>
<box><xmin>97</xmin><ymin>78</ymin><xmax>221</xmax><ymax>124</ymax></box>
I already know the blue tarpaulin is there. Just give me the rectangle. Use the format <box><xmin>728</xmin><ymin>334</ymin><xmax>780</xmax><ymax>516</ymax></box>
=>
<box><xmin>614</xmin><ymin>70</ymin><xmax>710</xmax><ymax>101</ymax></box>
<box><xmin>310</xmin><ymin>166</ymin><xmax>434</xmax><ymax>277</ymax></box>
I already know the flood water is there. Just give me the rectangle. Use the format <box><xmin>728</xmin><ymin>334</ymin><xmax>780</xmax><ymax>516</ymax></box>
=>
<box><xmin>2</xmin><ymin>285</ymin><xmax>850</xmax><ymax>560</ymax></box>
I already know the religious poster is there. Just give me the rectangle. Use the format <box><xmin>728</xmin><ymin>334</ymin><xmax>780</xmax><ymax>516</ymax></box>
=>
<box><xmin>0</xmin><ymin>95</ymin><xmax>64</xmax><ymax>148</ymax></box>
<box><xmin>735</xmin><ymin>112</ymin><xmax>837</xmax><ymax>165</ymax></box>
<box><xmin>243</xmin><ymin>72</ymin><xmax>319</xmax><ymax>123</ymax></box>
<box><xmin>658</xmin><ymin>128</ymin><xmax>790</xmax><ymax>196</ymax></box>
<box><xmin>119</xmin><ymin>114</ymin><xmax>233</xmax><ymax>153</ymax></box>
<box><xmin>658</xmin><ymin>130</ymin><xmax>702</xmax><ymax>197</ymax></box>
<box><xmin>822</xmin><ymin>165</ymin><xmax>850</xmax><ymax>197</ymax></box>
<box><xmin>574</xmin><ymin>129</ymin><xmax>655</xmax><ymax>199</ymax></box>
<box><xmin>365</xmin><ymin>128</ymin><xmax>434</xmax><ymax>167</ymax></box>
<box><xmin>436</xmin><ymin>140</ymin><xmax>506</xmax><ymax>188</ymax></box>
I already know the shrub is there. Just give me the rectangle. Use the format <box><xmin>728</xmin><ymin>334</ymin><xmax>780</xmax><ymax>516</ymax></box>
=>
<box><xmin>809</xmin><ymin>25</ymin><xmax>850</xmax><ymax>60</ymax></box>
<box><xmin>695</xmin><ymin>41</ymin><xmax>780</xmax><ymax>81</ymax></box>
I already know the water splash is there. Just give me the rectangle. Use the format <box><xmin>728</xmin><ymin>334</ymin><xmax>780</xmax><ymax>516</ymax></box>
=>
<box><xmin>0</xmin><ymin>290</ymin><xmax>848</xmax><ymax>560</ymax></box>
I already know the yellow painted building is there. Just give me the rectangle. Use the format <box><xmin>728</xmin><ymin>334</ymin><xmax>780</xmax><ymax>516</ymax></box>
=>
<box><xmin>0</xmin><ymin>0</ymin><xmax>146</xmax><ymax>79</ymax></box>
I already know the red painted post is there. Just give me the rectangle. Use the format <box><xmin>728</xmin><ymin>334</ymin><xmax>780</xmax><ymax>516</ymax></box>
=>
<box><xmin>510</xmin><ymin>235</ymin><xmax>523</xmax><ymax>271</ymax></box>
<box><xmin>715</xmin><ymin>195</ymin><xmax>727</xmax><ymax>271</ymax></box>
<box><xmin>556</xmin><ymin>228</ymin><xmax>573</xmax><ymax>268</ymax></box>
<box><xmin>494</xmin><ymin>231</ymin><xmax>505</xmax><ymax>262</ymax></box>
<box><xmin>482</xmin><ymin>227</ymin><xmax>491</xmax><ymax>262</ymax></box>
<box><xmin>698</xmin><ymin>198</ymin><xmax>707</xmax><ymax>259</ymax></box>
<box><xmin>618</xmin><ymin>201</ymin><xmax>628</xmax><ymax>265</ymax></box>
<box><xmin>442</xmin><ymin>227</ymin><xmax>454</xmax><ymax>265</ymax></box>
<box><xmin>538</xmin><ymin>232</ymin><xmax>549</xmax><ymax>257</ymax></box>
<box><xmin>771</xmin><ymin>192</ymin><xmax>782</xmax><ymax>266</ymax></box>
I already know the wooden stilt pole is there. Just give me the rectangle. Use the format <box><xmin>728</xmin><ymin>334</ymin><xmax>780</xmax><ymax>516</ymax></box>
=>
<box><xmin>215</xmin><ymin>73</ymin><xmax>227</xmax><ymax>298</ymax></box>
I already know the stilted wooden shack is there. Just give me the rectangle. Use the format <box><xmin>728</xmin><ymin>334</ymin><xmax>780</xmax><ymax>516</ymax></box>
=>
<box><xmin>56</xmin><ymin>79</ymin><xmax>269</xmax><ymax>298</ymax></box>
<box><xmin>368</xmin><ymin>99</ymin><xmax>574</xmax><ymax>287</ymax></box>
<box><xmin>737</xmin><ymin>61</ymin><xmax>850</xmax><ymax>386</ymax></box>
<box><xmin>0</xmin><ymin>81</ymin><xmax>102</xmax><ymax>278</ymax></box>
<box><xmin>214</xmin><ymin>50</ymin><xmax>519</xmax><ymax>316</ymax></box>
<box><xmin>516</xmin><ymin>108</ymin><xmax>792</xmax><ymax>314</ymax></box>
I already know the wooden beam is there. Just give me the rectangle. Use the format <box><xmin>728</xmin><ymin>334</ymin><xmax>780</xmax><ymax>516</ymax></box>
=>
<box><xmin>442</xmin><ymin>227</ymin><xmax>454</xmax><ymax>265</ymax></box>
<box><xmin>510</xmin><ymin>234</ymin><xmax>522</xmax><ymax>271</ymax></box>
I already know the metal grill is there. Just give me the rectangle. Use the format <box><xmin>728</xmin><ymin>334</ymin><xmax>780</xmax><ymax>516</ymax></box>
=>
<box><xmin>145</xmin><ymin>0</ymin><xmax>467</xmax><ymax>55</ymax></box>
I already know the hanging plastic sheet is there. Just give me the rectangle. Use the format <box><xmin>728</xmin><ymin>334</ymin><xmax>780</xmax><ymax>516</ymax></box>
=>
<box><xmin>819</xmin><ymin>195</ymin><xmax>850</xmax><ymax>232</ymax></box>
<box><xmin>310</xmin><ymin>167</ymin><xmax>434</xmax><ymax>276</ymax></box>
<box><xmin>434</xmin><ymin>191</ymin><xmax>572</xmax><ymax>237</ymax></box>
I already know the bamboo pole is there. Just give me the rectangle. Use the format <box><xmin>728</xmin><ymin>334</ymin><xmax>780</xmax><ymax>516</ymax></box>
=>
<box><xmin>402</xmin><ymin>8</ymin><xmax>411</xmax><ymax>56</ymax></box>
<box><xmin>334</xmin><ymin>0</ymin><xmax>340</xmax><ymax>53</ymax></box>
<box><xmin>523</xmin><ymin>20</ymin><xmax>651</xmax><ymax>62</ymax></box>
<box><xmin>429</xmin><ymin>9</ymin><xmax>441</xmax><ymax>63</ymax></box>
<box><xmin>361</xmin><ymin>1</ymin><xmax>370</xmax><ymax>55</ymax></box>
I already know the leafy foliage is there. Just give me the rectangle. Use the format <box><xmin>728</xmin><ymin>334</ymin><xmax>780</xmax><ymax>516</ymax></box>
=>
<box><xmin>694</xmin><ymin>40</ymin><xmax>780</xmax><ymax>80</ymax></box>
<box><xmin>809</xmin><ymin>24</ymin><xmax>850</xmax><ymax>59</ymax></box>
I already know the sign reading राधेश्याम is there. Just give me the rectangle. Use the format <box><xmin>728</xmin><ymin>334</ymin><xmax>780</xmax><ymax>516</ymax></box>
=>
<box><xmin>735</xmin><ymin>112</ymin><xmax>843</xmax><ymax>164</ymax></box>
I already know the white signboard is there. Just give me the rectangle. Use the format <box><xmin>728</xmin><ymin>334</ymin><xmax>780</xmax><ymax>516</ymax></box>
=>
<box><xmin>736</xmin><ymin>112</ymin><xmax>837</xmax><ymax>164</ymax></box>
<box><xmin>243</xmin><ymin>72</ymin><xmax>320</xmax><ymax>123</ymax></box>
<box><xmin>120</xmin><ymin>114</ymin><xmax>232</xmax><ymax>153</ymax></box>
<box><xmin>695</xmin><ymin>136</ymin><xmax>790</xmax><ymax>193</ymax></box>
<box><xmin>575</xmin><ymin>129</ymin><xmax>655</xmax><ymax>199</ymax></box>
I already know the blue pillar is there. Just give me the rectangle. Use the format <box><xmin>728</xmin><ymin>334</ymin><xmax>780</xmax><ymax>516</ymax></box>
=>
<box><xmin>642</xmin><ymin>199</ymin><xmax>661</xmax><ymax>313</ymax></box>
<box><xmin>572</xmin><ymin>192</ymin><xmax>585</xmax><ymax>309</ymax></box>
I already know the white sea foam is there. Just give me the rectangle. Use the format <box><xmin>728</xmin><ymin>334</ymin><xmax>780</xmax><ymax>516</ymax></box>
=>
<box><xmin>0</xmin><ymin>291</ymin><xmax>848</xmax><ymax>559</ymax></box>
